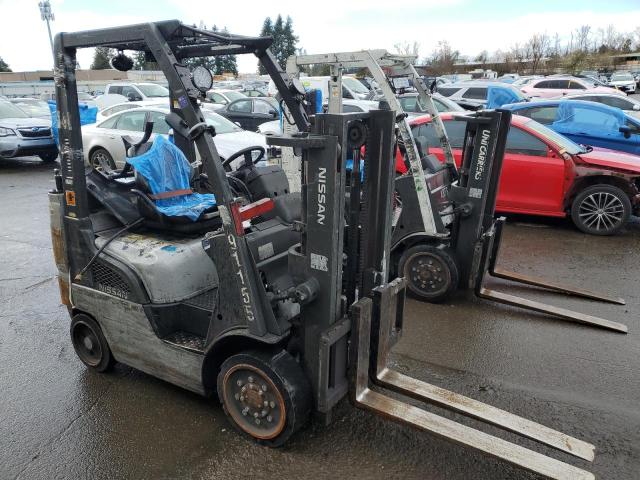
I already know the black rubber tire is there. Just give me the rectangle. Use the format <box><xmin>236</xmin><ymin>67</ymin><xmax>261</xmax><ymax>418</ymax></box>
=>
<box><xmin>217</xmin><ymin>349</ymin><xmax>311</xmax><ymax>448</ymax></box>
<box><xmin>70</xmin><ymin>314</ymin><xmax>115</xmax><ymax>373</ymax></box>
<box><xmin>90</xmin><ymin>148</ymin><xmax>116</xmax><ymax>170</ymax></box>
<box><xmin>570</xmin><ymin>184</ymin><xmax>631</xmax><ymax>236</ymax></box>
<box><xmin>39</xmin><ymin>151</ymin><xmax>58</xmax><ymax>163</ymax></box>
<box><xmin>398</xmin><ymin>243</ymin><xmax>459</xmax><ymax>303</ymax></box>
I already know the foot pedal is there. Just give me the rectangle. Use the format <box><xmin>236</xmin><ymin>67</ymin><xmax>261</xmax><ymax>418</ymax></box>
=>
<box><xmin>351</xmin><ymin>287</ymin><xmax>596</xmax><ymax>480</ymax></box>
<box><xmin>163</xmin><ymin>331</ymin><xmax>206</xmax><ymax>353</ymax></box>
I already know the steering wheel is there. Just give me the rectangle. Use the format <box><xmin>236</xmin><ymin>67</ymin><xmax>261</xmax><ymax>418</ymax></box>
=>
<box><xmin>221</xmin><ymin>145</ymin><xmax>266</xmax><ymax>172</ymax></box>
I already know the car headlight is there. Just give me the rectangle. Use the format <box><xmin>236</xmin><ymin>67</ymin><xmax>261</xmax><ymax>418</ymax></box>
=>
<box><xmin>0</xmin><ymin>127</ymin><xmax>16</xmax><ymax>137</ymax></box>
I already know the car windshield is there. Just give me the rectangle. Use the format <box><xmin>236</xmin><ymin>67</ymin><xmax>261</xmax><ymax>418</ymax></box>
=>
<box><xmin>523</xmin><ymin>118</ymin><xmax>584</xmax><ymax>154</ymax></box>
<box><xmin>10</xmin><ymin>99</ymin><xmax>50</xmax><ymax>117</ymax></box>
<box><xmin>225</xmin><ymin>91</ymin><xmax>246</xmax><ymax>102</ymax></box>
<box><xmin>136</xmin><ymin>84</ymin><xmax>170</xmax><ymax>98</ymax></box>
<box><xmin>0</xmin><ymin>101</ymin><xmax>29</xmax><ymax>119</ymax></box>
<box><xmin>611</xmin><ymin>73</ymin><xmax>634</xmax><ymax>81</ymax></box>
<box><xmin>202</xmin><ymin>110</ymin><xmax>243</xmax><ymax>133</ymax></box>
<box><xmin>343</xmin><ymin>77</ymin><xmax>370</xmax><ymax>95</ymax></box>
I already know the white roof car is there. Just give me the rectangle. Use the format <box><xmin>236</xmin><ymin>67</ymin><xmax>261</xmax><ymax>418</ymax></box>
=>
<box><xmin>82</xmin><ymin>106</ymin><xmax>268</xmax><ymax>171</ymax></box>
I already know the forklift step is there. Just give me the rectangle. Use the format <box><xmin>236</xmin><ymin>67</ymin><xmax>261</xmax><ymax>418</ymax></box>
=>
<box><xmin>163</xmin><ymin>331</ymin><xmax>206</xmax><ymax>352</ymax></box>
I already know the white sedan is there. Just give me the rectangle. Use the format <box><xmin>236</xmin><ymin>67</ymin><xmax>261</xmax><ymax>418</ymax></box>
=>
<box><xmin>82</xmin><ymin>106</ymin><xmax>269</xmax><ymax>170</ymax></box>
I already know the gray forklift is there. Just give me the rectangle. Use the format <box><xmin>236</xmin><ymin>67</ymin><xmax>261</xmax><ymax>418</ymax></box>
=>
<box><xmin>50</xmin><ymin>20</ymin><xmax>597</xmax><ymax>479</ymax></box>
<box><xmin>282</xmin><ymin>49</ymin><xmax>627</xmax><ymax>333</ymax></box>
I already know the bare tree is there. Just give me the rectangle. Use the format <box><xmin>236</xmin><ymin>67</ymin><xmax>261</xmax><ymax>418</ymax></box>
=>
<box><xmin>427</xmin><ymin>40</ymin><xmax>459</xmax><ymax>75</ymax></box>
<box><xmin>394</xmin><ymin>41</ymin><xmax>420</xmax><ymax>63</ymax></box>
<box><xmin>527</xmin><ymin>33</ymin><xmax>550</xmax><ymax>74</ymax></box>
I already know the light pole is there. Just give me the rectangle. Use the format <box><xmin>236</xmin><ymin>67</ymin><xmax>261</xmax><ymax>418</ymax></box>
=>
<box><xmin>38</xmin><ymin>0</ymin><xmax>55</xmax><ymax>62</ymax></box>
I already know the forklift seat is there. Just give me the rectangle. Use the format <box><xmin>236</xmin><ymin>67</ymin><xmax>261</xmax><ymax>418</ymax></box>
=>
<box><xmin>126</xmin><ymin>136</ymin><xmax>219</xmax><ymax>227</ymax></box>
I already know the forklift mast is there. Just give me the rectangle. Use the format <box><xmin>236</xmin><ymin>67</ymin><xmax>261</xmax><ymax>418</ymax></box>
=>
<box><xmin>286</xmin><ymin>49</ymin><xmax>456</xmax><ymax>237</ymax></box>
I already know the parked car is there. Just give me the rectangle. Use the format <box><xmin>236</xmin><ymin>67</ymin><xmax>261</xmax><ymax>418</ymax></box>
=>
<box><xmin>512</xmin><ymin>76</ymin><xmax>543</xmax><ymax>87</ymax></box>
<box><xmin>205</xmin><ymin>89</ymin><xmax>247</xmax><ymax>109</ymax></box>
<box><xmin>436</xmin><ymin>81</ymin><xmax>527</xmax><ymax>110</ymax></box>
<box><xmin>520</xmin><ymin>76</ymin><xmax>623</xmax><ymax>98</ymax></box>
<box><xmin>8</xmin><ymin>98</ymin><xmax>51</xmax><ymax>119</ymax></box>
<box><xmin>267</xmin><ymin>75</ymin><xmax>372</xmax><ymax>101</ymax></box>
<box><xmin>407</xmin><ymin>112</ymin><xmax>640</xmax><ymax>235</ymax></box>
<box><xmin>105</xmin><ymin>82</ymin><xmax>170</xmax><ymax>102</ymax></box>
<box><xmin>0</xmin><ymin>100</ymin><xmax>58</xmax><ymax>162</ymax></box>
<box><xmin>608</xmin><ymin>72</ymin><xmax>637</xmax><ymax>94</ymax></box>
<box><xmin>81</xmin><ymin>106</ymin><xmax>269</xmax><ymax>171</ymax></box>
<box><xmin>558</xmin><ymin>93</ymin><xmax>640</xmax><ymax>119</ymax></box>
<box><xmin>501</xmin><ymin>100</ymin><xmax>640</xmax><ymax>155</ymax></box>
<box><xmin>398</xmin><ymin>92</ymin><xmax>464</xmax><ymax>115</ymax></box>
<box><xmin>216</xmin><ymin>97</ymin><xmax>280</xmax><ymax>131</ymax></box>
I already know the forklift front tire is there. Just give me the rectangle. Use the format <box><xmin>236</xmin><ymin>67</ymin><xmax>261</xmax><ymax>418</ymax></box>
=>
<box><xmin>70</xmin><ymin>314</ymin><xmax>115</xmax><ymax>373</ymax></box>
<box><xmin>398</xmin><ymin>244</ymin><xmax>459</xmax><ymax>303</ymax></box>
<box><xmin>217</xmin><ymin>349</ymin><xmax>311</xmax><ymax>448</ymax></box>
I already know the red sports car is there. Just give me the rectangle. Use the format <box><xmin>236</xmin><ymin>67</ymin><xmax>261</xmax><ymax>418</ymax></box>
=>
<box><xmin>402</xmin><ymin>113</ymin><xmax>640</xmax><ymax>235</ymax></box>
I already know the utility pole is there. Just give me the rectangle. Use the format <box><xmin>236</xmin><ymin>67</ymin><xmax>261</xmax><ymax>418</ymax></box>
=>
<box><xmin>38</xmin><ymin>1</ymin><xmax>55</xmax><ymax>63</ymax></box>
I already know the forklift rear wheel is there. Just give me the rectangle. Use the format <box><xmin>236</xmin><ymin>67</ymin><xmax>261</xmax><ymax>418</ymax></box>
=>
<box><xmin>70</xmin><ymin>314</ymin><xmax>115</xmax><ymax>373</ymax></box>
<box><xmin>217</xmin><ymin>349</ymin><xmax>311</xmax><ymax>447</ymax></box>
<box><xmin>399</xmin><ymin>244</ymin><xmax>459</xmax><ymax>303</ymax></box>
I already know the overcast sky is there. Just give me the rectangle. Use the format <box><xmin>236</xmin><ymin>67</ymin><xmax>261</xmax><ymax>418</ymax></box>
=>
<box><xmin>0</xmin><ymin>0</ymin><xmax>638</xmax><ymax>74</ymax></box>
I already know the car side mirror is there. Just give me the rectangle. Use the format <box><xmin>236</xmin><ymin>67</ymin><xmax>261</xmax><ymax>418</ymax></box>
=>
<box><xmin>633</xmin><ymin>105</ymin><xmax>640</xmax><ymax>111</ymax></box>
<box><xmin>127</xmin><ymin>92</ymin><xmax>141</xmax><ymax>101</ymax></box>
<box><xmin>269</xmin><ymin>109</ymin><xmax>278</xmax><ymax>118</ymax></box>
<box><xmin>619</xmin><ymin>125</ymin><xmax>632</xmax><ymax>139</ymax></box>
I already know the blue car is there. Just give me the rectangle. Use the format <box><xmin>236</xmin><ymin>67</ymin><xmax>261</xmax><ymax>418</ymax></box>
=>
<box><xmin>501</xmin><ymin>99</ymin><xmax>640</xmax><ymax>155</ymax></box>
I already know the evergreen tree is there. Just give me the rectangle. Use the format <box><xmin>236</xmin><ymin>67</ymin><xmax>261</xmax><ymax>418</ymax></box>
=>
<box><xmin>258</xmin><ymin>15</ymin><xmax>299</xmax><ymax>72</ymax></box>
<box><xmin>91</xmin><ymin>47</ymin><xmax>114</xmax><ymax>69</ymax></box>
<box><xmin>0</xmin><ymin>56</ymin><xmax>11</xmax><ymax>72</ymax></box>
<box><xmin>272</xmin><ymin>15</ymin><xmax>285</xmax><ymax>67</ymax></box>
<box><xmin>258</xmin><ymin>17</ymin><xmax>274</xmax><ymax>74</ymax></box>
<box><xmin>218</xmin><ymin>26</ymin><xmax>238</xmax><ymax>75</ymax></box>
<box><xmin>281</xmin><ymin>16</ymin><xmax>298</xmax><ymax>66</ymax></box>
<box><xmin>133</xmin><ymin>51</ymin><xmax>157</xmax><ymax>71</ymax></box>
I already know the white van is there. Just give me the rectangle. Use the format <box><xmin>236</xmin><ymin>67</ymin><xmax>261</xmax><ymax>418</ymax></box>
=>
<box><xmin>268</xmin><ymin>75</ymin><xmax>371</xmax><ymax>100</ymax></box>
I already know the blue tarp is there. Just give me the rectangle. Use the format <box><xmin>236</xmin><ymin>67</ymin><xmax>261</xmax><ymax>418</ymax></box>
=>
<box><xmin>552</xmin><ymin>101</ymin><xmax>625</xmax><ymax>138</ymax></box>
<box><xmin>126</xmin><ymin>136</ymin><xmax>216</xmax><ymax>221</ymax></box>
<box><xmin>48</xmin><ymin>100</ymin><xmax>98</xmax><ymax>145</ymax></box>
<box><xmin>486</xmin><ymin>85</ymin><xmax>525</xmax><ymax>109</ymax></box>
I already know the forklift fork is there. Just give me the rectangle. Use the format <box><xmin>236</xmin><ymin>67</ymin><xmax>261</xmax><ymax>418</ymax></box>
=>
<box><xmin>351</xmin><ymin>279</ymin><xmax>596</xmax><ymax>480</ymax></box>
<box><xmin>476</xmin><ymin>218</ymin><xmax>628</xmax><ymax>333</ymax></box>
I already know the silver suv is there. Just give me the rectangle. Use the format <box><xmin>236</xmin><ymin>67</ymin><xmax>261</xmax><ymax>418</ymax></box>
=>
<box><xmin>0</xmin><ymin>101</ymin><xmax>58</xmax><ymax>162</ymax></box>
<box><xmin>436</xmin><ymin>81</ymin><xmax>526</xmax><ymax>110</ymax></box>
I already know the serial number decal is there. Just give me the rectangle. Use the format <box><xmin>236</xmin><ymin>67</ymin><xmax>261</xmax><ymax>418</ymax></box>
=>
<box><xmin>310</xmin><ymin>253</ymin><xmax>329</xmax><ymax>272</ymax></box>
<box><xmin>227</xmin><ymin>234</ymin><xmax>255</xmax><ymax>323</ymax></box>
<box><xmin>475</xmin><ymin>129</ymin><xmax>491</xmax><ymax>181</ymax></box>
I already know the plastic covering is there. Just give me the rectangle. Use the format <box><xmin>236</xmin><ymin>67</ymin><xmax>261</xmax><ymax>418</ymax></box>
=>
<box><xmin>48</xmin><ymin>101</ymin><xmax>97</xmax><ymax>145</ymax></box>
<box><xmin>552</xmin><ymin>101</ymin><xmax>625</xmax><ymax>137</ymax></box>
<box><xmin>127</xmin><ymin>135</ymin><xmax>217</xmax><ymax>221</ymax></box>
<box><xmin>486</xmin><ymin>86</ymin><xmax>525</xmax><ymax>109</ymax></box>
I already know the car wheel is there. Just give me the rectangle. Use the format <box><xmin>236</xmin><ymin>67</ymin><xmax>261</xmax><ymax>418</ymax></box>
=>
<box><xmin>39</xmin><ymin>151</ymin><xmax>58</xmax><ymax>163</ymax></box>
<box><xmin>90</xmin><ymin>148</ymin><xmax>116</xmax><ymax>170</ymax></box>
<box><xmin>397</xmin><ymin>243</ymin><xmax>459</xmax><ymax>303</ymax></box>
<box><xmin>570</xmin><ymin>184</ymin><xmax>631</xmax><ymax>236</ymax></box>
<box><xmin>217</xmin><ymin>349</ymin><xmax>311</xmax><ymax>448</ymax></box>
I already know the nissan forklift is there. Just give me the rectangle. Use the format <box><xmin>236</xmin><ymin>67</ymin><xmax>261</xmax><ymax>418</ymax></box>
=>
<box><xmin>50</xmin><ymin>20</ymin><xmax>597</xmax><ymax>479</ymax></box>
<box><xmin>284</xmin><ymin>49</ymin><xmax>627</xmax><ymax>333</ymax></box>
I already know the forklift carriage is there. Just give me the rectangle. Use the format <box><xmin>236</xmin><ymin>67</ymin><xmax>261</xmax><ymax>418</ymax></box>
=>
<box><xmin>49</xmin><ymin>20</ymin><xmax>596</xmax><ymax>479</ymax></box>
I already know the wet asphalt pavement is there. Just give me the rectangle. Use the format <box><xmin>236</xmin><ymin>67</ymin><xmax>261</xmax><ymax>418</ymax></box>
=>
<box><xmin>1</xmin><ymin>157</ymin><xmax>639</xmax><ymax>480</ymax></box>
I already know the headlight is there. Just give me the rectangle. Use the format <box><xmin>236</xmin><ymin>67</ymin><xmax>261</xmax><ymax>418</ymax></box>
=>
<box><xmin>0</xmin><ymin>127</ymin><xmax>16</xmax><ymax>137</ymax></box>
